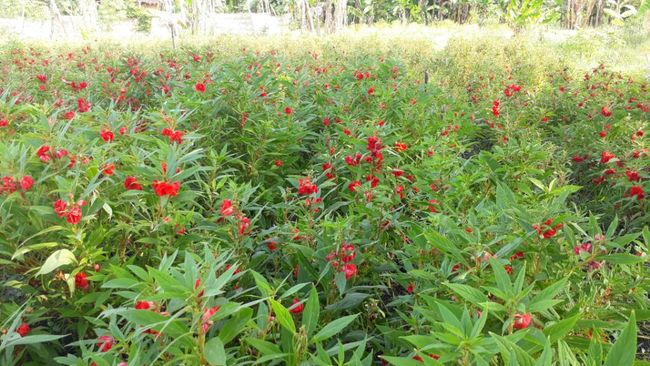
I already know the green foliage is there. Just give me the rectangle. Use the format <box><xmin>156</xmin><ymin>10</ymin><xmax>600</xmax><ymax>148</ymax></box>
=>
<box><xmin>0</xmin><ymin>36</ymin><xmax>647</xmax><ymax>365</ymax></box>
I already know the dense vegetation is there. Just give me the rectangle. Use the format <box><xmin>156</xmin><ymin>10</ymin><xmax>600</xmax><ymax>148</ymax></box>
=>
<box><xmin>1</xmin><ymin>0</ymin><xmax>649</xmax><ymax>34</ymax></box>
<box><xmin>0</xmin><ymin>34</ymin><xmax>648</xmax><ymax>365</ymax></box>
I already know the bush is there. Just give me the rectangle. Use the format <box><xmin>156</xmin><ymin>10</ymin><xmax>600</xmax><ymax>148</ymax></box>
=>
<box><xmin>0</xmin><ymin>36</ymin><xmax>647</xmax><ymax>365</ymax></box>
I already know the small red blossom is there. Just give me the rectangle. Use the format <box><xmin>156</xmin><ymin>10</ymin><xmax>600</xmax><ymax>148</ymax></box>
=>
<box><xmin>628</xmin><ymin>185</ymin><xmax>645</xmax><ymax>201</ymax></box>
<box><xmin>600</xmin><ymin>151</ymin><xmax>615</xmax><ymax>164</ymax></box>
<box><xmin>601</xmin><ymin>106</ymin><xmax>612</xmax><ymax>117</ymax></box>
<box><xmin>195</xmin><ymin>82</ymin><xmax>206</xmax><ymax>93</ymax></box>
<box><xmin>16</xmin><ymin>322</ymin><xmax>30</xmax><ymax>337</ymax></box>
<box><xmin>135</xmin><ymin>301</ymin><xmax>154</xmax><ymax>310</ymax></box>
<box><xmin>513</xmin><ymin>313</ymin><xmax>532</xmax><ymax>330</ymax></box>
<box><xmin>342</xmin><ymin>263</ymin><xmax>357</xmax><ymax>279</ymax></box>
<box><xmin>297</xmin><ymin>177</ymin><xmax>318</xmax><ymax>196</ymax></box>
<box><xmin>220</xmin><ymin>199</ymin><xmax>234</xmax><ymax>216</ymax></box>
<box><xmin>348</xmin><ymin>180</ymin><xmax>362</xmax><ymax>192</ymax></box>
<box><xmin>96</xmin><ymin>335</ymin><xmax>114</xmax><ymax>352</ymax></box>
<box><xmin>75</xmin><ymin>272</ymin><xmax>89</xmax><ymax>290</ymax></box>
<box><xmin>100</xmin><ymin>129</ymin><xmax>114</xmax><ymax>142</ymax></box>
<box><xmin>152</xmin><ymin>180</ymin><xmax>180</xmax><ymax>197</ymax></box>
<box><xmin>102</xmin><ymin>163</ymin><xmax>115</xmax><ymax>175</ymax></box>
<box><xmin>20</xmin><ymin>176</ymin><xmax>34</xmax><ymax>191</ymax></box>
<box><xmin>289</xmin><ymin>298</ymin><xmax>304</xmax><ymax>314</ymax></box>
<box><xmin>124</xmin><ymin>176</ymin><xmax>143</xmax><ymax>190</ymax></box>
<box><xmin>66</xmin><ymin>205</ymin><xmax>82</xmax><ymax>224</ymax></box>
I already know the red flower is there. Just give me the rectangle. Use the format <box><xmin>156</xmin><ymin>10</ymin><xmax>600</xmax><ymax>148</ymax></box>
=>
<box><xmin>152</xmin><ymin>180</ymin><xmax>180</xmax><ymax>197</ymax></box>
<box><xmin>367</xmin><ymin>86</ymin><xmax>375</xmax><ymax>95</ymax></box>
<box><xmin>201</xmin><ymin>306</ymin><xmax>220</xmax><ymax>333</ymax></box>
<box><xmin>600</xmin><ymin>151</ymin><xmax>615</xmax><ymax>164</ymax></box>
<box><xmin>36</xmin><ymin>145</ymin><xmax>51</xmax><ymax>163</ymax></box>
<box><xmin>135</xmin><ymin>301</ymin><xmax>154</xmax><ymax>310</ymax></box>
<box><xmin>297</xmin><ymin>177</ymin><xmax>318</xmax><ymax>196</ymax></box>
<box><xmin>53</xmin><ymin>199</ymin><xmax>68</xmax><ymax>217</ymax></box>
<box><xmin>267</xmin><ymin>240</ymin><xmax>278</xmax><ymax>251</ymax></box>
<box><xmin>599</xmin><ymin>130</ymin><xmax>607</xmax><ymax>138</ymax></box>
<box><xmin>601</xmin><ymin>106</ymin><xmax>612</xmax><ymax>117</ymax></box>
<box><xmin>573</xmin><ymin>242</ymin><xmax>592</xmax><ymax>255</ymax></box>
<box><xmin>96</xmin><ymin>335</ymin><xmax>114</xmax><ymax>352</ymax></box>
<box><xmin>64</xmin><ymin>111</ymin><xmax>75</xmax><ymax>120</ymax></box>
<box><xmin>395</xmin><ymin>185</ymin><xmax>404</xmax><ymax>199</ymax></box>
<box><xmin>509</xmin><ymin>251</ymin><xmax>524</xmax><ymax>261</ymax></box>
<box><xmin>342</xmin><ymin>263</ymin><xmax>357</xmax><ymax>279</ymax></box>
<box><xmin>625</xmin><ymin>170</ymin><xmax>640</xmax><ymax>182</ymax></box>
<box><xmin>162</xmin><ymin>128</ymin><xmax>183</xmax><ymax>144</ymax></box>
<box><xmin>195</xmin><ymin>82</ymin><xmax>206</xmax><ymax>93</ymax></box>
<box><xmin>289</xmin><ymin>298</ymin><xmax>304</xmax><ymax>314</ymax></box>
<box><xmin>348</xmin><ymin>180</ymin><xmax>361</xmax><ymax>192</ymax></box>
<box><xmin>238</xmin><ymin>215</ymin><xmax>251</xmax><ymax>236</ymax></box>
<box><xmin>274</xmin><ymin>159</ymin><xmax>283</xmax><ymax>167</ymax></box>
<box><xmin>124</xmin><ymin>176</ymin><xmax>142</xmax><ymax>190</ymax></box>
<box><xmin>220</xmin><ymin>199</ymin><xmax>234</xmax><ymax>216</ymax></box>
<box><xmin>66</xmin><ymin>205</ymin><xmax>82</xmax><ymax>224</ymax></box>
<box><xmin>629</xmin><ymin>185</ymin><xmax>645</xmax><ymax>201</ymax></box>
<box><xmin>20</xmin><ymin>176</ymin><xmax>34</xmax><ymax>191</ymax></box>
<box><xmin>513</xmin><ymin>313</ymin><xmax>532</xmax><ymax>330</ymax></box>
<box><xmin>102</xmin><ymin>163</ymin><xmax>115</xmax><ymax>175</ymax></box>
<box><xmin>75</xmin><ymin>272</ymin><xmax>89</xmax><ymax>290</ymax></box>
<box><xmin>16</xmin><ymin>322</ymin><xmax>30</xmax><ymax>337</ymax></box>
<box><xmin>284</xmin><ymin>106</ymin><xmax>293</xmax><ymax>115</ymax></box>
<box><xmin>100</xmin><ymin>129</ymin><xmax>114</xmax><ymax>142</ymax></box>
<box><xmin>36</xmin><ymin>74</ymin><xmax>47</xmax><ymax>83</ymax></box>
<box><xmin>406</xmin><ymin>283</ymin><xmax>415</xmax><ymax>294</ymax></box>
<box><xmin>492</xmin><ymin>100</ymin><xmax>500</xmax><ymax>118</ymax></box>
<box><xmin>0</xmin><ymin>119</ymin><xmax>8</xmax><ymax>127</ymax></box>
<box><xmin>394</xmin><ymin>142</ymin><xmax>408</xmax><ymax>152</ymax></box>
<box><xmin>77</xmin><ymin>98</ymin><xmax>91</xmax><ymax>113</ymax></box>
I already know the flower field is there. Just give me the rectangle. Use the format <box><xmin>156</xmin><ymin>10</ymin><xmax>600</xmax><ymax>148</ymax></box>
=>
<box><xmin>0</xmin><ymin>36</ymin><xmax>648</xmax><ymax>365</ymax></box>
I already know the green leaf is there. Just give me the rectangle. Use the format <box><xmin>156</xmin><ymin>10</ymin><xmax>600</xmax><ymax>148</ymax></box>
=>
<box><xmin>6</xmin><ymin>334</ymin><xmax>66</xmax><ymax>347</ymax></box>
<box><xmin>382</xmin><ymin>356</ymin><xmax>432</xmax><ymax>366</ymax></box>
<box><xmin>218</xmin><ymin>307</ymin><xmax>252</xmax><ymax>344</ymax></box>
<box><xmin>303</xmin><ymin>286</ymin><xmax>320</xmax><ymax>336</ymax></box>
<box><xmin>245</xmin><ymin>338</ymin><xmax>282</xmax><ymax>356</ymax></box>
<box><xmin>204</xmin><ymin>337</ymin><xmax>226</xmax><ymax>366</ymax></box>
<box><xmin>534</xmin><ymin>337</ymin><xmax>553</xmax><ymax>366</ymax></box>
<box><xmin>36</xmin><ymin>249</ymin><xmax>76</xmax><ymax>276</ymax></box>
<box><xmin>445</xmin><ymin>283</ymin><xmax>488</xmax><ymax>304</ymax></box>
<box><xmin>251</xmin><ymin>270</ymin><xmax>272</xmax><ymax>297</ymax></box>
<box><xmin>604</xmin><ymin>312</ymin><xmax>637</xmax><ymax>366</ymax></box>
<box><xmin>489</xmin><ymin>258</ymin><xmax>512</xmax><ymax>296</ymax></box>
<box><xmin>270</xmin><ymin>299</ymin><xmax>296</xmax><ymax>333</ymax></box>
<box><xmin>312</xmin><ymin>314</ymin><xmax>358</xmax><ymax>343</ymax></box>
<box><xmin>528</xmin><ymin>277</ymin><xmax>568</xmax><ymax>312</ymax></box>
<box><xmin>543</xmin><ymin>313</ymin><xmax>580</xmax><ymax>343</ymax></box>
<box><xmin>596</xmin><ymin>253</ymin><xmax>647</xmax><ymax>265</ymax></box>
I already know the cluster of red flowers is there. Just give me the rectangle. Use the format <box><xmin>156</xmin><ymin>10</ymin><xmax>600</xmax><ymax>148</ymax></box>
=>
<box><xmin>36</xmin><ymin>145</ymin><xmax>70</xmax><ymax>163</ymax></box>
<box><xmin>491</xmin><ymin>100</ymin><xmax>500</xmax><ymax>118</ymax></box>
<box><xmin>326</xmin><ymin>243</ymin><xmax>358</xmax><ymax>280</ymax></box>
<box><xmin>503</xmin><ymin>83</ymin><xmax>521</xmax><ymax>97</ymax></box>
<box><xmin>124</xmin><ymin>176</ymin><xmax>143</xmax><ymax>190</ymax></box>
<box><xmin>533</xmin><ymin>219</ymin><xmax>562</xmax><ymax>239</ymax></box>
<box><xmin>53</xmin><ymin>198</ymin><xmax>86</xmax><ymax>224</ymax></box>
<box><xmin>0</xmin><ymin>175</ymin><xmax>33</xmax><ymax>194</ymax></box>
<box><xmin>162</xmin><ymin>127</ymin><xmax>183</xmax><ymax>144</ymax></box>
<box><xmin>219</xmin><ymin>199</ymin><xmax>251</xmax><ymax>236</ymax></box>
<box><xmin>152</xmin><ymin>180</ymin><xmax>180</xmax><ymax>197</ymax></box>
<box><xmin>297</xmin><ymin>177</ymin><xmax>318</xmax><ymax>196</ymax></box>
